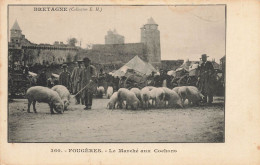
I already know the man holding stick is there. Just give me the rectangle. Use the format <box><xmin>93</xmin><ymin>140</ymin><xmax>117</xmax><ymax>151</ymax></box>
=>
<box><xmin>79</xmin><ymin>57</ymin><xmax>97</xmax><ymax>110</ymax></box>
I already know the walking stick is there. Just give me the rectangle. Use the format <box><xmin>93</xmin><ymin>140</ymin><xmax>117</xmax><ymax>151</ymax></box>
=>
<box><xmin>73</xmin><ymin>80</ymin><xmax>95</xmax><ymax>98</ymax></box>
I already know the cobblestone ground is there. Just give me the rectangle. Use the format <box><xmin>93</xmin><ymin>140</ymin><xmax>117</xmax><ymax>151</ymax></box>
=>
<box><xmin>8</xmin><ymin>97</ymin><xmax>224</xmax><ymax>142</ymax></box>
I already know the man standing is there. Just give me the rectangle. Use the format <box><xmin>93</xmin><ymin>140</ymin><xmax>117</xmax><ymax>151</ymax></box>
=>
<box><xmin>198</xmin><ymin>54</ymin><xmax>216</xmax><ymax>104</ymax></box>
<box><xmin>59</xmin><ymin>64</ymin><xmax>71</xmax><ymax>91</ymax></box>
<box><xmin>79</xmin><ymin>57</ymin><xmax>97</xmax><ymax>110</ymax></box>
<box><xmin>71</xmin><ymin>60</ymin><xmax>83</xmax><ymax>104</ymax></box>
<box><xmin>37</xmin><ymin>68</ymin><xmax>47</xmax><ymax>86</ymax></box>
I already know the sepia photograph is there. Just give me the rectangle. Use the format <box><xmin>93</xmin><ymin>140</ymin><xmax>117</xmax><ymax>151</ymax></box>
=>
<box><xmin>8</xmin><ymin>5</ymin><xmax>226</xmax><ymax>143</ymax></box>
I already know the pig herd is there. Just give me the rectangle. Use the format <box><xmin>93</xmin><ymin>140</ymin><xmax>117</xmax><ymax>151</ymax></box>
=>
<box><xmin>26</xmin><ymin>85</ymin><xmax>204</xmax><ymax>114</ymax></box>
<box><xmin>107</xmin><ymin>86</ymin><xmax>205</xmax><ymax>110</ymax></box>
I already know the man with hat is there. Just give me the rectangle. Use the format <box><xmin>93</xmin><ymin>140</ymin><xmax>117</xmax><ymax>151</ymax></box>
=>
<box><xmin>37</xmin><ymin>68</ymin><xmax>47</xmax><ymax>86</ymax></box>
<box><xmin>79</xmin><ymin>57</ymin><xmax>97</xmax><ymax>110</ymax></box>
<box><xmin>198</xmin><ymin>54</ymin><xmax>216</xmax><ymax>104</ymax></box>
<box><xmin>59</xmin><ymin>63</ymin><xmax>71</xmax><ymax>91</ymax></box>
<box><xmin>71</xmin><ymin>60</ymin><xmax>84</xmax><ymax>104</ymax></box>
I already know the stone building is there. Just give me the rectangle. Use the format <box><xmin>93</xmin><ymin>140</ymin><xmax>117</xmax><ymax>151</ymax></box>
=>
<box><xmin>78</xmin><ymin>17</ymin><xmax>161</xmax><ymax>67</ymax></box>
<box><xmin>105</xmin><ymin>29</ymin><xmax>125</xmax><ymax>44</ymax></box>
<box><xmin>140</xmin><ymin>17</ymin><xmax>161</xmax><ymax>65</ymax></box>
<box><xmin>8</xmin><ymin>20</ymin><xmax>78</xmax><ymax>68</ymax></box>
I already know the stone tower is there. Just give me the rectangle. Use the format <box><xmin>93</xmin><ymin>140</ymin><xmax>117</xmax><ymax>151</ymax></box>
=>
<box><xmin>10</xmin><ymin>20</ymin><xmax>22</xmax><ymax>47</ymax></box>
<box><xmin>141</xmin><ymin>17</ymin><xmax>161</xmax><ymax>65</ymax></box>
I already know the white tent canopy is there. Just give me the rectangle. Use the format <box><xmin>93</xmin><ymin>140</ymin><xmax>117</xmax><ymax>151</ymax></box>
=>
<box><xmin>113</xmin><ymin>56</ymin><xmax>157</xmax><ymax>77</ymax></box>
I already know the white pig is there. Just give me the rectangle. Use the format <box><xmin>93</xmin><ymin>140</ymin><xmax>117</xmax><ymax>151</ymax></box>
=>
<box><xmin>117</xmin><ymin>88</ymin><xmax>140</xmax><ymax>110</ymax></box>
<box><xmin>130</xmin><ymin>88</ymin><xmax>142</xmax><ymax>101</ymax></box>
<box><xmin>141</xmin><ymin>87</ymin><xmax>151</xmax><ymax>109</ymax></box>
<box><xmin>186</xmin><ymin>86</ymin><xmax>204</xmax><ymax>105</ymax></box>
<box><xmin>107</xmin><ymin>92</ymin><xmax>119</xmax><ymax>109</ymax></box>
<box><xmin>172</xmin><ymin>86</ymin><xmax>181</xmax><ymax>94</ymax></box>
<box><xmin>177</xmin><ymin>86</ymin><xmax>188</xmax><ymax>105</ymax></box>
<box><xmin>150</xmin><ymin>88</ymin><xmax>165</xmax><ymax>108</ymax></box>
<box><xmin>51</xmin><ymin>85</ymin><xmax>70</xmax><ymax>110</ymax></box>
<box><xmin>161</xmin><ymin>87</ymin><xmax>183</xmax><ymax>108</ymax></box>
<box><xmin>26</xmin><ymin>86</ymin><xmax>64</xmax><ymax>114</ymax></box>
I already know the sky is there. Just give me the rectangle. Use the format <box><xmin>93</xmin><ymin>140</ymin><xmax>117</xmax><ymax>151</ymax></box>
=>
<box><xmin>9</xmin><ymin>5</ymin><xmax>225</xmax><ymax>62</ymax></box>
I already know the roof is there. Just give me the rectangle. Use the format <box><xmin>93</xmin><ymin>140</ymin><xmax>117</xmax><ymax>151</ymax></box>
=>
<box><xmin>146</xmin><ymin>17</ymin><xmax>157</xmax><ymax>25</ymax></box>
<box><xmin>11</xmin><ymin>20</ymin><xmax>21</xmax><ymax>31</ymax></box>
<box><xmin>113</xmin><ymin>56</ymin><xmax>157</xmax><ymax>77</ymax></box>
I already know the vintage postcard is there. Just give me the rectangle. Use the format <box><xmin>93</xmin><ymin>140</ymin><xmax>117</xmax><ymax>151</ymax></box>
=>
<box><xmin>0</xmin><ymin>0</ymin><xmax>259</xmax><ymax>165</ymax></box>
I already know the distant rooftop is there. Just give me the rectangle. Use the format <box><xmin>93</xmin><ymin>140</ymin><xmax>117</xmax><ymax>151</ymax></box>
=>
<box><xmin>11</xmin><ymin>20</ymin><xmax>21</xmax><ymax>31</ymax></box>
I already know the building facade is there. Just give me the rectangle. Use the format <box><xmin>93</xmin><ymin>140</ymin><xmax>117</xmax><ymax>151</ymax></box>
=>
<box><xmin>8</xmin><ymin>20</ymin><xmax>78</xmax><ymax>68</ymax></box>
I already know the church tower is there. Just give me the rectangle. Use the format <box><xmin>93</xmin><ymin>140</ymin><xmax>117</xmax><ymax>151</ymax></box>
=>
<box><xmin>141</xmin><ymin>17</ymin><xmax>161</xmax><ymax>65</ymax></box>
<box><xmin>10</xmin><ymin>20</ymin><xmax>22</xmax><ymax>47</ymax></box>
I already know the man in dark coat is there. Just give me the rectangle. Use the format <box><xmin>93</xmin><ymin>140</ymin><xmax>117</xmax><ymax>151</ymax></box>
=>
<box><xmin>198</xmin><ymin>54</ymin><xmax>216</xmax><ymax>104</ymax></box>
<box><xmin>59</xmin><ymin>64</ymin><xmax>71</xmax><ymax>91</ymax></box>
<box><xmin>37</xmin><ymin>69</ymin><xmax>47</xmax><ymax>86</ymax></box>
<box><xmin>79</xmin><ymin>57</ymin><xmax>97</xmax><ymax>110</ymax></box>
<box><xmin>113</xmin><ymin>76</ymin><xmax>120</xmax><ymax>91</ymax></box>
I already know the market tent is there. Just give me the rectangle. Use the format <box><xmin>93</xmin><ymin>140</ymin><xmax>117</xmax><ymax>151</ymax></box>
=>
<box><xmin>113</xmin><ymin>56</ymin><xmax>157</xmax><ymax>77</ymax></box>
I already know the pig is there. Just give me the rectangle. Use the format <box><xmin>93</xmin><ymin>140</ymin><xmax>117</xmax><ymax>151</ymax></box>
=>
<box><xmin>155</xmin><ymin>88</ymin><xmax>166</xmax><ymax>108</ymax></box>
<box><xmin>130</xmin><ymin>88</ymin><xmax>142</xmax><ymax>101</ymax></box>
<box><xmin>107</xmin><ymin>92</ymin><xmax>119</xmax><ymax>109</ymax></box>
<box><xmin>149</xmin><ymin>87</ymin><xmax>157</xmax><ymax>107</ymax></box>
<box><xmin>51</xmin><ymin>85</ymin><xmax>70</xmax><ymax>110</ymax></box>
<box><xmin>26</xmin><ymin>86</ymin><xmax>64</xmax><ymax>114</ymax></box>
<box><xmin>177</xmin><ymin>86</ymin><xmax>188</xmax><ymax>105</ymax></box>
<box><xmin>96</xmin><ymin>86</ymin><xmax>105</xmax><ymax>98</ymax></box>
<box><xmin>146</xmin><ymin>86</ymin><xmax>156</xmax><ymax>91</ymax></box>
<box><xmin>117</xmin><ymin>88</ymin><xmax>140</xmax><ymax>110</ymax></box>
<box><xmin>172</xmin><ymin>86</ymin><xmax>181</xmax><ymax>94</ymax></box>
<box><xmin>161</xmin><ymin>87</ymin><xmax>183</xmax><ymax>108</ymax></box>
<box><xmin>106</xmin><ymin>86</ymin><xmax>113</xmax><ymax>99</ymax></box>
<box><xmin>187</xmin><ymin>86</ymin><xmax>200</xmax><ymax>92</ymax></box>
<box><xmin>186</xmin><ymin>86</ymin><xmax>204</xmax><ymax>105</ymax></box>
<box><xmin>140</xmin><ymin>87</ymin><xmax>151</xmax><ymax>109</ymax></box>
<box><xmin>150</xmin><ymin>88</ymin><xmax>165</xmax><ymax>108</ymax></box>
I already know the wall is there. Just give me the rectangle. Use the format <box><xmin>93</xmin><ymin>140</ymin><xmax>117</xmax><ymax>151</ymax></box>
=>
<box><xmin>78</xmin><ymin>43</ymin><xmax>148</xmax><ymax>64</ymax></box>
<box><xmin>23</xmin><ymin>47</ymin><xmax>78</xmax><ymax>65</ymax></box>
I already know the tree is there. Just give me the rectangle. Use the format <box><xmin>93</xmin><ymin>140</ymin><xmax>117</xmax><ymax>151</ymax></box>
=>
<box><xmin>67</xmin><ymin>38</ymin><xmax>78</xmax><ymax>46</ymax></box>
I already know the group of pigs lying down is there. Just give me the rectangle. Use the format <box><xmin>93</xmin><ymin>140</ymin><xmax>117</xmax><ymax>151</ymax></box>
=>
<box><xmin>26</xmin><ymin>85</ymin><xmax>204</xmax><ymax>114</ymax></box>
<box><xmin>107</xmin><ymin>86</ymin><xmax>205</xmax><ymax>110</ymax></box>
